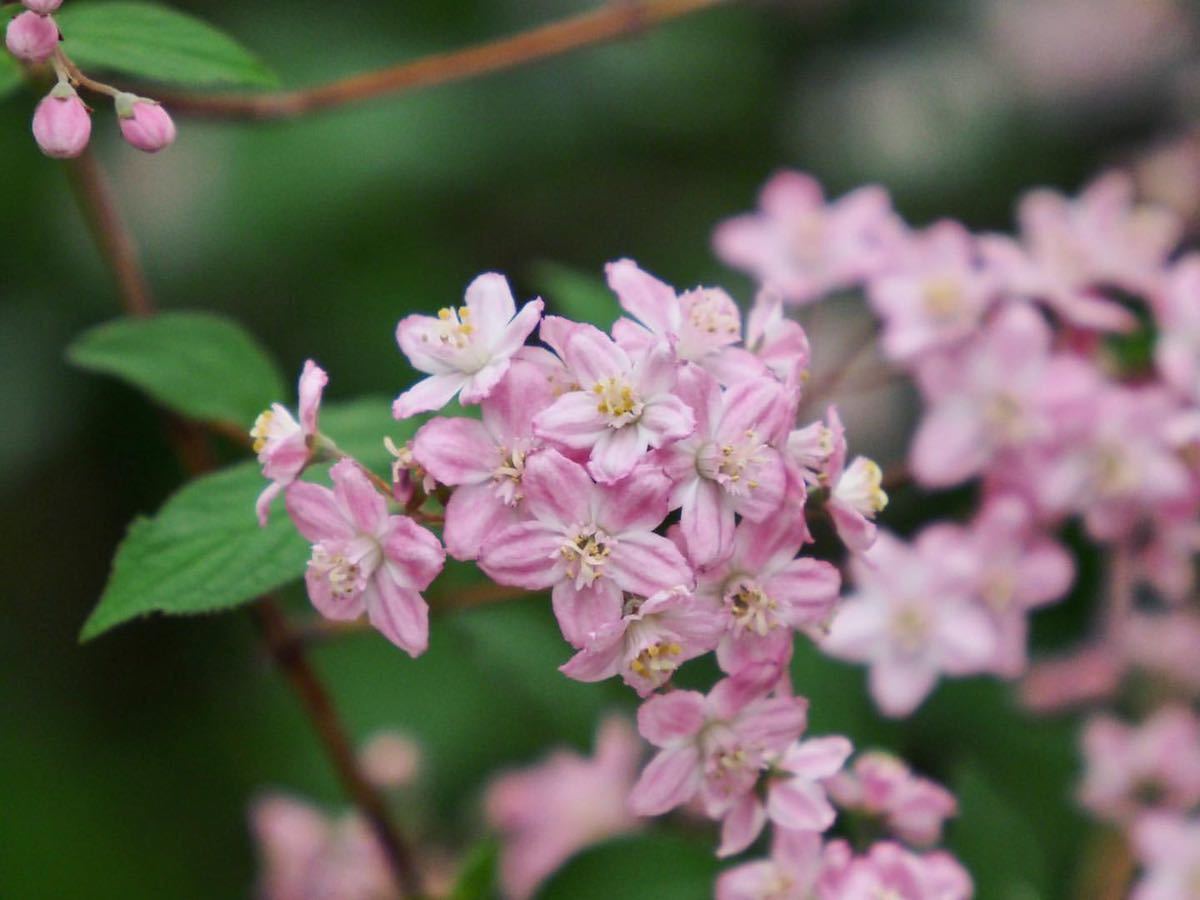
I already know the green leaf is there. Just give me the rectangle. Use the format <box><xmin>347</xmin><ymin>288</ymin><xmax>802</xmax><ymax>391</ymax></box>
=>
<box><xmin>537</xmin><ymin>833</ymin><xmax>720</xmax><ymax>900</ymax></box>
<box><xmin>0</xmin><ymin>51</ymin><xmax>23</xmax><ymax>102</ymax></box>
<box><xmin>79</xmin><ymin>461</ymin><xmax>308</xmax><ymax>641</ymax></box>
<box><xmin>56</xmin><ymin>2</ymin><xmax>277</xmax><ymax>88</ymax></box>
<box><xmin>531</xmin><ymin>262</ymin><xmax>616</xmax><ymax>329</ymax></box>
<box><xmin>448</xmin><ymin>839</ymin><xmax>499</xmax><ymax>900</ymax></box>
<box><xmin>67</xmin><ymin>311</ymin><xmax>286</xmax><ymax>429</ymax></box>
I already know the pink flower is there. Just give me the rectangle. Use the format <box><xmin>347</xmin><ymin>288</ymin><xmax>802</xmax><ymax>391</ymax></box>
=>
<box><xmin>249</xmin><ymin>794</ymin><xmax>398</xmax><ymax>900</ymax></box>
<box><xmin>477</xmin><ymin>449</ymin><xmax>693</xmax><ymax>646</ymax></box>
<box><xmin>713</xmin><ymin>171</ymin><xmax>904</xmax><ymax>305</ymax></box>
<box><xmin>286</xmin><ymin>459</ymin><xmax>445</xmax><ymax>657</ymax></box>
<box><xmin>721</xmin><ymin>736</ymin><xmax>853</xmax><ymax>858</ymax></box>
<box><xmin>826</xmin><ymin>752</ymin><xmax>957</xmax><ymax>847</ymax></box>
<box><xmin>717</xmin><ymin>829</ymin><xmax>825</xmax><ymax>900</ymax></box>
<box><xmin>821</xmin><ymin>531</ymin><xmax>996</xmax><ymax>717</ymax></box>
<box><xmin>659</xmin><ymin>367</ymin><xmax>790</xmax><ymax>565</ymax></box>
<box><xmin>833</xmin><ymin>841</ymin><xmax>973</xmax><ymax>900</ymax></box>
<box><xmin>31</xmin><ymin>84</ymin><xmax>91</xmax><ymax>160</ymax></box>
<box><xmin>412</xmin><ymin>361</ymin><xmax>552</xmax><ymax>560</ymax></box>
<box><xmin>606</xmin><ymin>259</ymin><xmax>744</xmax><ymax>370</ymax></box>
<box><xmin>393</xmin><ymin>273</ymin><xmax>544</xmax><ymax>418</ymax></box>
<box><xmin>692</xmin><ymin>516</ymin><xmax>841</xmax><ymax>678</ymax></box>
<box><xmin>742</xmin><ymin>288</ymin><xmax>813</xmax><ymax>386</ymax></box>
<box><xmin>922</xmin><ymin>495</ymin><xmax>1074</xmax><ymax>677</ymax></box>
<box><xmin>909</xmin><ymin>305</ymin><xmax>1098</xmax><ymax>488</ymax></box>
<box><xmin>1156</xmin><ymin>256</ymin><xmax>1200</xmax><ymax>402</ymax></box>
<box><xmin>115</xmin><ymin>93</ymin><xmax>176</xmax><ymax>153</ymax></box>
<box><xmin>359</xmin><ymin>731</ymin><xmax>421</xmax><ymax>789</ymax></box>
<box><xmin>980</xmin><ymin>171</ymin><xmax>1180</xmax><ymax>330</ymax></box>
<box><xmin>1131</xmin><ymin>812</ymin><xmax>1200</xmax><ymax>900</ymax></box>
<box><xmin>485</xmin><ymin>716</ymin><xmax>642</xmax><ymax>900</ymax></box>
<box><xmin>629</xmin><ymin>678</ymin><xmax>808</xmax><ymax>820</ymax></box>
<box><xmin>251</xmin><ymin>360</ymin><xmax>328</xmax><ymax>526</ymax></box>
<box><xmin>22</xmin><ymin>0</ymin><xmax>63</xmax><ymax>13</ymax></box>
<box><xmin>866</xmin><ymin>220</ymin><xmax>995</xmax><ymax>364</ymax></box>
<box><xmin>822</xmin><ymin>406</ymin><xmax>887</xmax><ymax>553</ymax></box>
<box><xmin>533</xmin><ymin>324</ymin><xmax>694</xmax><ymax>483</ymax></box>
<box><xmin>1078</xmin><ymin>706</ymin><xmax>1200</xmax><ymax>823</ymax></box>
<box><xmin>6</xmin><ymin>10</ymin><xmax>57</xmax><ymax>62</ymax></box>
<box><xmin>1019</xmin><ymin>643</ymin><xmax>1125</xmax><ymax>713</ymax></box>
<box><xmin>559</xmin><ymin>586</ymin><xmax>723</xmax><ymax>696</ymax></box>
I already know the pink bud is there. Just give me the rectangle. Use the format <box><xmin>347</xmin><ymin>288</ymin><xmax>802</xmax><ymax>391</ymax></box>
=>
<box><xmin>5</xmin><ymin>10</ymin><xmax>59</xmax><ymax>63</ymax></box>
<box><xmin>32</xmin><ymin>84</ymin><xmax>91</xmax><ymax>159</ymax></box>
<box><xmin>22</xmin><ymin>0</ymin><xmax>63</xmax><ymax>13</ymax></box>
<box><xmin>115</xmin><ymin>93</ymin><xmax>176</xmax><ymax>153</ymax></box>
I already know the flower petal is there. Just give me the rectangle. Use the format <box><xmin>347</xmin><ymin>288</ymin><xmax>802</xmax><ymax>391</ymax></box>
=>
<box><xmin>412</xmin><ymin>417</ymin><xmax>497</xmax><ymax>485</ymax></box>
<box><xmin>629</xmin><ymin>744</ymin><xmax>702</xmax><ymax>816</ymax></box>
<box><xmin>478</xmin><ymin>520</ymin><xmax>566</xmax><ymax>590</ymax></box>
<box><xmin>380</xmin><ymin>515</ymin><xmax>445</xmax><ymax>590</ymax></box>
<box><xmin>366</xmin><ymin>573</ymin><xmax>429</xmax><ymax>657</ymax></box>
<box><xmin>522</xmin><ymin>449</ymin><xmax>593</xmax><ymax>527</ymax></box>
<box><xmin>393</xmin><ymin>372</ymin><xmax>469</xmax><ymax>420</ymax></box>
<box><xmin>607</xmin><ymin>531</ymin><xmax>693</xmax><ymax>597</ymax></box>
<box><xmin>285</xmin><ymin>481</ymin><xmax>353</xmax><ymax>543</ymax></box>
<box><xmin>331</xmin><ymin>459</ymin><xmax>388</xmax><ymax>536</ymax></box>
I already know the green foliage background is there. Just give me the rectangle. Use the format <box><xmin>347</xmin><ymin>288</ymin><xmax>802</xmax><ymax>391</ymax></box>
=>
<box><xmin>0</xmin><ymin>0</ymin><xmax>1179</xmax><ymax>896</ymax></box>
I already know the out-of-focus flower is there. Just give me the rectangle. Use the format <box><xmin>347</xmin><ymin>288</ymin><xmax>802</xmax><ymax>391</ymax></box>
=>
<box><xmin>826</xmin><ymin>752</ymin><xmax>958</xmax><ymax>847</ymax></box>
<box><xmin>1131</xmin><ymin>812</ymin><xmax>1200</xmax><ymax>900</ymax></box>
<box><xmin>360</xmin><ymin>732</ymin><xmax>422</xmax><ymax>789</ymax></box>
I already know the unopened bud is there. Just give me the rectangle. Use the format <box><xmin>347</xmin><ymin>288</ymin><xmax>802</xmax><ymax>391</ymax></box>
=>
<box><xmin>32</xmin><ymin>83</ymin><xmax>91</xmax><ymax>159</ymax></box>
<box><xmin>22</xmin><ymin>0</ymin><xmax>63</xmax><ymax>13</ymax></box>
<box><xmin>115</xmin><ymin>93</ymin><xmax>176</xmax><ymax>153</ymax></box>
<box><xmin>6</xmin><ymin>10</ymin><xmax>58</xmax><ymax>63</ymax></box>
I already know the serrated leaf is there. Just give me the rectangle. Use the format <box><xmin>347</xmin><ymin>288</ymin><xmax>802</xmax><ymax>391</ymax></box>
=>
<box><xmin>68</xmin><ymin>311</ymin><xmax>286</xmax><ymax>429</ymax></box>
<box><xmin>532</xmin><ymin>262</ymin><xmax>616</xmax><ymax>329</ymax></box>
<box><xmin>79</xmin><ymin>461</ymin><xmax>308</xmax><ymax>641</ymax></box>
<box><xmin>57</xmin><ymin>2</ymin><xmax>277</xmax><ymax>88</ymax></box>
<box><xmin>537</xmin><ymin>833</ymin><xmax>720</xmax><ymax>900</ymax></box>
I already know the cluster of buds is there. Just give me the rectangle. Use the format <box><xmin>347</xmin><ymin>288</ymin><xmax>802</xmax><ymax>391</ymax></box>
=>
<box><xmin>5</xmin><ymin>0</ymin><xmax>175</xmax><ymax>158</ymax></box>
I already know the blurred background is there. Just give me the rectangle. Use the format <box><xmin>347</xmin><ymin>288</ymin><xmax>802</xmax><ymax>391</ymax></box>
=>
<box><xmin>3</xmin><ymin>0</ymin><xmax>1200</xmax><ymax>896</ymax></box>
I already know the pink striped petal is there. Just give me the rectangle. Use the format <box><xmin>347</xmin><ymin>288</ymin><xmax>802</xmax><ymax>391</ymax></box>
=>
<box><xmin>366</xmin><ymin>573</ymin><xmax>429</xmax><ymax>658</ymax></box>
<box><xmin>478</xmin><ymin>520</ymin><xmax>565</xmax><ymax>590</ymax></box>
<box><xmin>331</xmin><ymin>459</ymin><xmax>388</xmax><ymax>536</ymax></box>
<box><xmin>442</xmin><ymin>484</ymin><xmax>522</xmax><ymax>561</ymax></box>
<box><xmin>463</xmin><ymin>272</ymin><xmax>517</xmax><ymax>343</ymax></box>
<box><xmin>629</xmin><ymin>744</ymin><xmax>702</xmax><ymax>816</ymax></box>
<box><xmin>606</xmin><ymin>258</ymin><xmax>679</xmax><ymax>337</ymax></box>
<box><xmin>596</xmin><ymin>466</ymin><xmax>672</xmax><ymax>534</ymax></box>
<box><xmin>521</xmin><ymin>449</ymin><xmax>592</xmax><ymax>527</ymax></box>
<box><xmin>551</xmin><ymin>580</ymin><xmax>623</xmax><ymax>647</ymax></box>
<box><xmin>393</xmin><ymin>372</ymin><xmax>469</xmax><ymax>419</ymax></box>
<box><xmin>285</xmin><ymin>481</ymin><xmax>353</xmax><ymax>543</ymax></box>
<box><xmin>607</xmin><ymin>531</ymin><xmax>693</xmax><ymax>597</ymax></box>
<box><xmin>637</xmin><ymin>690</ymin><xmax>706</xmax><ymax>745</ymax></box>
<box><xmin>380</xmin><ymin>515</ymin><xmax>445</xmax><ymax>591</ymax></box>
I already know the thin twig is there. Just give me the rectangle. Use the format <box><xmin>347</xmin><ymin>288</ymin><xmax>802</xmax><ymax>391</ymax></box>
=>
<box><xmin>800</xmin><ymin>316</ymin><xmax>881</xmax><ymax>416</ymax></box>
<box><xmin>65</xmin><ymin>149</ymin><xmax>425</xmax><ymax>898</ymax></box>
<box><xmin>156</xmin><ymin>0</ymin><xmax>727</xmax><ymax>121</ymax></box>
<box><xmin>254</xmin><ymin>600</ymin><xmax>426</xmax><ymax>898</ymax></box>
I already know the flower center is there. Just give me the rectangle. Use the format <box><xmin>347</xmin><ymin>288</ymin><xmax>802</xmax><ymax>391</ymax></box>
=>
<box><xmin>922</xmin><ymin>275</ymin><xmax>964</xmax><ymax>320</ymax></box>
<box><xmin>630</xmin><ymin>641</ymin><xmax>684</xmax><ymax>679</ymax></box>
<box><xmin>982</xmin><ymin>570</ymin><xmax>1016</xmax><ymax>613</ymax></box>
<box><xmin>984</xmin><ymin>391</ymin><xmax>1027</xmax><ymax>442</ymax></box>
<box><xmin>559</xmin><ymin>525</ymin><xmax>614</xmax><ymax>588</ymax></box>
<box><xmin>682</xmin><ymin>289</ymin><xmax>741</xmax><ymax>344</ymax></box>
<box><xmin>592</xmin><ymin>377</ymin><xmax>644</xmax><ymax>427</ymax></box>
<box><xmin>250</xmin><ymin>405</ymin><xmax>299</xmax><ymax>455</ymax></box>
<box><xmin>433</xmin><ymin>305</ymin><xmax>475</xmax><ymax>349</ymax></box>
<box><xmin>787</xmin><ymin>213</ymin><xmax>827</xmax><ymax>268</ymax></box>
<box><xmin>889</xmin><ymin>603</ymin><xmax>929</xmax><ymax>653</ymax></box>
<box><xmin>309</xmin><ymin>538</ymin><xmax>382</xmax><ymax>602</ymax></box>
<box><xmin>491</xmin><ymin>444</ymin><xmax>528</xmax><ymax>506</ymax></box>
<box><xmin>697</xmin><ymin>432</ymin><xmax>766</xmax><ymax>494</ymax></box>
<box><xmin>1091</xmin><ymin>443</ymin><xmax>1137</xmax><ymax>497</ymax></box>
<box><xmin>835</xmin><ymin>457</ymin><xmax>888</xmax><ymax>516</ymax></box>
<box><xmin>725</xmin><ymin>578</ymin><xmax>779</xmax><ymax>637</ymax></box>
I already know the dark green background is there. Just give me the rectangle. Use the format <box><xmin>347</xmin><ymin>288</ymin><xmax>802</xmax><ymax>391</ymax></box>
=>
<box><xmin>2</xmin><ymin>0</ymin><xmax>1184</xmax><ymax>896</ymax></box>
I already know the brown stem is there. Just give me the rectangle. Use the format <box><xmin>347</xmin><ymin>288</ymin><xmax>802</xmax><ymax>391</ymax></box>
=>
<box><xmin>63</xmin><ymin>151</ymin><xmax>154</xmax><ymax>317</ymax></box>
<box><xmin>157</xmin><ymin>0</ymin><xmax>727</xmax><ymax>121</ymax></box>
<box><xmin>254</xmin><ymin>600</ymin><xmax>426</xmax><ymax>898</ymax></box>
<box><xmin>800</xmin><ymin>317</ymin><xmax>881</xmax><ymax>416</ymax></box>
<box><xmin>64</xmin><ymin>150</ymin><xmax>425</xmax><ymax>898</ymax></box>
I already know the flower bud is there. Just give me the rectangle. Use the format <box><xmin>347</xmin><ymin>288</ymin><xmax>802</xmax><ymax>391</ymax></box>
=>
<box><xmin>115</xmin><ymin>93</ymin><xmax>176</xmax><ymax>153</ymax></box>
<box><xmin>22</xmin><ymin>0</ymin><xmax>63</xmax><ymax>13</ymax></box>
<box><xmin>32</xmin><ymin>83</ymin><xmax>91</xmax><ymax>159</ymax></box>
<box><xmin>5</xmin><ymin>10</ymin><xmax>59</xmax><ymax>63</ymax></box>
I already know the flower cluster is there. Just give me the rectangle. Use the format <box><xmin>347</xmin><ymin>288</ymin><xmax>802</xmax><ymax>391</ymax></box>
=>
<box><xmin>716</xmin><ymin>165</ymin><xmax>1200</xmax><ymax>890</ymax></box>
<box><xmin>252</xmin><ymin>247</ymin><xmax>973</xmax><ymax>893</ymax></box>
<box><xmin>5</xmin><ymin>0</ymin><xmax>176</xmax><ymax>158</ymax></box>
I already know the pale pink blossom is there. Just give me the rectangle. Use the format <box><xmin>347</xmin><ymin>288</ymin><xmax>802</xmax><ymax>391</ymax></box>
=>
<box><xmin>692</xmin><ymin>516</ymin><xmax>841</xmax><ymax>678</ymax></box>
<box><xmin>980</xmin><ymin>171</ymin><xmax>1180</xmax><ymax>330</ymax></box>
<box><xmin>249</xmin><ymin>794</ymin><xmax>398</xmax><ymax>900</ymax></box>
<box><xmin>909</xmin><ymin>305</ymin><xmax>1098</xmax><ymax>488</ymax></box>
<box><xmin>1131</xmin><ymin>812</ymin><xmax>1200</xmax><ymax>900</ymax></box>
<box><xmin>485</xmin><ymin>716</ymin><xmax>642</xmax><ymax>900</ymax></box>
<box><xmin>658</xmin><ymin>367</ymin><xmax>790</xmax><ymax>565</ymax></box>
<box><xmin>606</xmin><ymin>259</ymin><xmax>744</xmax><ymax>373</ymax></box>
<box><xmin>866</xmin><ymin>220</ymin><xmax>995</xmax><ymax>364</ymax></box>
<box><xmin>822</xmin><ymin>531</ymin><xmax>996</xmax><ymax>717</ymax></box>
<box><xmin>717</xmin><ymin>829</ymin><xmax>825</xmax><ymax>900</ymax></box>
<box><xmin>629</xmin><ymin>678</ymin><xmax>808</xmax><ymax>820</ymax></box>
<box><xmin>1079</xmin><ymin>706</ymin><xmax>1200</xmax><ymax>823</ymax></box>
<box><xmin>533</xmin><ymin>324</ymin><xmax>694</xmax><ymax>483</ymax></box>
<box><xmin>560</xmin><ymin>586</ymin><xmax>722</xmax><ymax>696</ymax></box>
<box><xmin>720</xmin><ymin>736</ymin><xmax>853</xmax><ymax>857</ymax></box>
<box><xmin>826</xmin><ymin>752</ymin><xmax>957</xmax><ymax>847</ymax></box>
<box><xmin>393</xmin><ymin>273</ymin><xmax>544</xmax><ymax>418</ymax></box>
<box><xmin>1155</xmin><ymin>255</ymin><xmax>1200</xmax><ymax>403</ymax></box>
<box><xmin>412</xmin><ymin>361</ymin><xmax>552</xmax><ymax>560</ymax></box>
<box><xmin>251</xmin><ymin>360</ymin><xmax>328</xmax><ymax>525</ymax></box>
<box><xmin>822</xmin><ymin>406</ymin><xmax>887</xmax><ymax>553</ymax></box>
<box><xmin>286</xmin><ymin>459</ymin><xmax>445</xmax><ymax>657</ymax></box>
<box><xmin>713</xmin><ymin>171</ymin><xmax>904</xmax><ymax>305</ymax></box>
<box><xmin>478</xmin><ymin>449</ymin><xmax>692</xmax><ymax>646</ymax></box>
<box><xmin>831</xmin><ymin>841</ymin><xmax>973</xmax><ymax>900</ymax></box>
